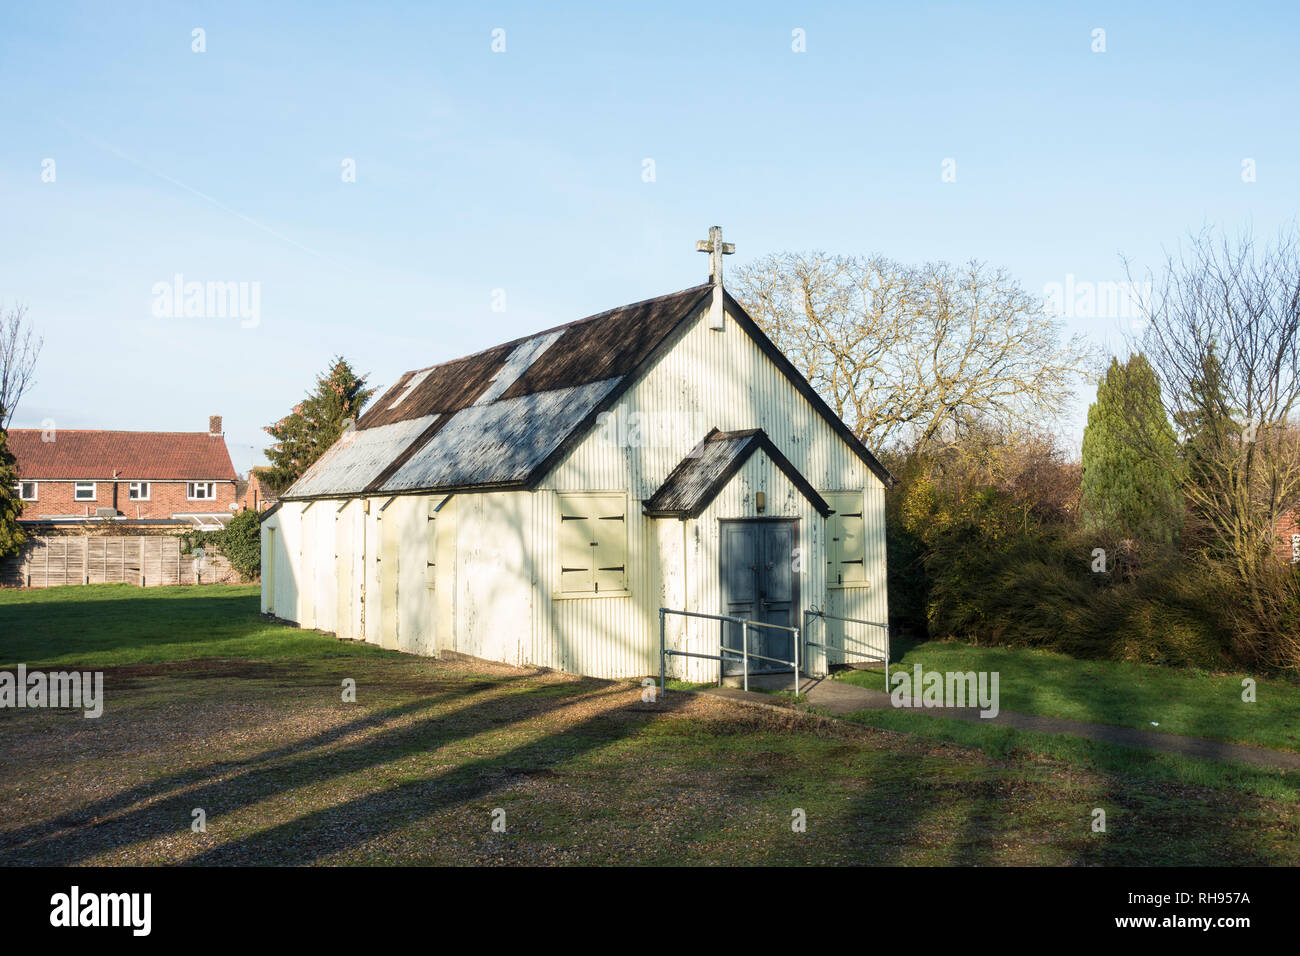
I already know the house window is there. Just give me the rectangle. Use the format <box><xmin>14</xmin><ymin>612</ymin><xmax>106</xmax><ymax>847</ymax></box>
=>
<box><xmin>557</xmin><ymin>493</ymin><xmax>628</xmax><ymax>595</ymax></box>
<box><xmin>187</xmin><ymin>482</ymin><xmax>216</xmax><ymax>501</ymax></box>
<box><xmin>74</xmin><ymin>481</ymin><xmax>96</xmax><ymax>501</ymax></box>
<box><xmin>15</xmin><ymin>481</ymin><xmax>37</xmax><ymax>501</ymax></box>
<box><xmin>129</xmin><ymin>482</ymin><xmax>150</xmax><ymax>501</ymax></box>
<box><xmin>824</xmin><ymin>491</ymin><xmax>867</xmax><ymax>587</ymax></box>
<box><xmin>1292</xmin><ymin>533</ymin><xmax>1299</xmax><ymax>565</ymax></box>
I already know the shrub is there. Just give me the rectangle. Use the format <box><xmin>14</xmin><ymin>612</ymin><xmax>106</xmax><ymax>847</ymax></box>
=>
<box><xmin>219</xmin><ymin>509</ymin><xmax>262</xmax><ymax>581</ymax></box>
<box><xmin>888</xmin><ymin>430</ymin><xmax>1237</xmax><ymax>670</ymax></box>
<box><xmin>175</xmin><ymin>509</ymin><xmax>261</xmax><ymax>582</ymax></box>
<box><xmin>920</xmin><ymin>525</ymin><xmax>1233</xmax><ymax>669</ymax></box>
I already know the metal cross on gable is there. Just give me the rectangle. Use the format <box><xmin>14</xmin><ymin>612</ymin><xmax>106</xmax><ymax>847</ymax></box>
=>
<box><xmin>696</xmin><ymin>225</ymin><xmax>735</xmax><ymax>283</ymax></box>
<box><xmin>696</xmin><ymin>225</ymin><xmax>734</xmax><ymax>330</ymax></box>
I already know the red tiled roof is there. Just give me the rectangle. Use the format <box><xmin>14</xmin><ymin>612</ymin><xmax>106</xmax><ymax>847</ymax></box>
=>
<box><xmin>8</xmin><ymin>429</ymin><xmax>237</xmax><ymax>481</ymax></box>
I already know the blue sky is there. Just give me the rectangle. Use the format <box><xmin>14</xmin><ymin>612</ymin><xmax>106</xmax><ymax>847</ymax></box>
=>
<box><xmin>2</xmin><ymin>1</ymin><xmax>1297</xmax><ymax>471</ymax></box>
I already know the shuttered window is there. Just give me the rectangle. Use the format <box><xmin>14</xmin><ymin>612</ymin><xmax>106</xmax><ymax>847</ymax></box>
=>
<box><xmin>557</xmin><ymin>493</ymin><xmax>627</xmax><ymax>594</ymax></box>
<box><xmin>825</xmin><ymin>492</ymin><xmax>867</xmax><ymax>587</ymax></box>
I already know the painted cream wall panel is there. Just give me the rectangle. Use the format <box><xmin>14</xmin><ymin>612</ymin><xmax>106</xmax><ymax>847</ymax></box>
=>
<box><xmin>364</xmin><ymin>502</ymin><xmax>381</xmax><ymax>645</ymax></box>
<box><xmin>455</xmin><ymin>491</ymin><xmax>534</xmax><ymax>667</ymax></box>
<box><xmin>334</xmin><ymin>499</ymin><xmax>365</xmax><ymax>641</ymax></box>
<box><xmin>377</xmin><ymin>501</ymin><xmax>402</xmax><ymax>649</ymax></box>
<box><xmin>434</xmin><ymin>495</ymin><xmax>458</xmax><ymax>655</ymax></box>
<box><xmin>261</xmin><ymin>502</ymin><xmax>302</xmax><ymax>623</ymax></box>
<box><xmin>261</xmin><ymin>525</ymin><xmax>277</xmax><ymax>615</ymax></box>
<box><xmin>310</xmin><ymin>502</ymin><xmax>338</xmax><ymax>636</ymax></box>
<box><xmin>816</xmin><ymin>487</ymin><xmax>889</xmax><ymax>671</ymax></box>
<box><xmin>335</xmin><ymin>502</ymin><xmax>354</xmax><ymax>639</ymax></box>
<box><xmin>396</xmin><ymin>495</ymin><xmax>434</xmax><ymax>656</ymax></box>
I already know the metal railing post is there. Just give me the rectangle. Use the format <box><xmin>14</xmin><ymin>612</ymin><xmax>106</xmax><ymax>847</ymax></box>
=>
<box><xmin>659</xmin><ymin>607</ymin><xmax>666</xmax><ymax>698</ymax></box>
<box><xmin>719</xmin><ymin>618</ymin><xmax>724</xmax><ymax>687</ymax></box>
<box><xmin>659</xmin><ymin>608</ymin><xmax>804</xmax><ymax>695</ymax></box>
<box><xmin>741</xmin><ymin>620</ymin><xmax>749</xmax><ymax>693</ymax></box>
<box><xmin>793</xmin><ymin>627</ymin><xmax>800</xmax><ymax>695</ymax></box>
<box><xmin>801</xmin><ymin>610</ymin><xmax>808</xmax><ymax>680</ymax></box>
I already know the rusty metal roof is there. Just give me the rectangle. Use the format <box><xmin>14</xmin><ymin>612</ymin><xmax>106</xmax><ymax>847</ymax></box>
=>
<box><xmin>378</xmin><ymin>379</ymin><xmax>621</xmax><ymax>492</ymax></box>
<box><xmin>286</xmin><ymin>415</ymin><xmax>438</xmax><ymax>498</ymax></box>
<box><xmin>280</xmin><ymin>284</ymin><xmax>713</xmax><ymax>499</ymax></box>
<box><xmin>278</xmin><ymin>280</ymin><xmax>894</xmax><ymax>501</ymax></box>
<box><xmin>643</xmin><ymin>428</ymin><xmax>832</xmax><ymax>518</ymax></box>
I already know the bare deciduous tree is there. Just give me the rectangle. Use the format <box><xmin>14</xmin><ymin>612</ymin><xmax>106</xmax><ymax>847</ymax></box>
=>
<box><xmin>731</xmin><ymin>253</ymin><xmax>1091</xmax><ymax>456</ymax></box>
<box><xmin>0</xmin><ymin>303</ymin><xmax>43</xmax><ymax>428</ymax></box>
<box><xmin>1128</xmin><ymin>228</ymin><xmax>1300</xmax><ymax>666</ymax></box>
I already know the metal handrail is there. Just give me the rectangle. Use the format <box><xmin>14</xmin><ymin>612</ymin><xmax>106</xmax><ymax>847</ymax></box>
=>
<box><xmin>802</xmin><ymin>608</ymin><xmax>890</xmax><ymax>685</ymax></box>
<box><xmin>659</xmin><ymin>607</ymin><xmax>800</xmax><ymax>696</ymax></box>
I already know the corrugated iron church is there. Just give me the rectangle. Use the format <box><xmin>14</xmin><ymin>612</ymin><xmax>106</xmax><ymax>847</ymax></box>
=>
<box><xmin>261</xmin><ymin>229</ymin><xmax>893</xmax><ymax>681</ymax></box>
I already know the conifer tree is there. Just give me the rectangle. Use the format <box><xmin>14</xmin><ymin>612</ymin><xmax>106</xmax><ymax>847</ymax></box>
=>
<box><xmin>1080</xmin><ymin>354</ymin><xmax>1183</xmax><ymax>544</ymax></box>
<box><xmin>262</xmin><ymin>357</ymin><xmax>375</xmax><ymax>494</ymax></box>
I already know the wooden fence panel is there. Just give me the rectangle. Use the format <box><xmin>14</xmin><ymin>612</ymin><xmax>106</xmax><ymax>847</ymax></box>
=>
<box><xmin>0</xmin><ymin>535</ymin><xmax>241</xmax><ymax>588</ymax></box>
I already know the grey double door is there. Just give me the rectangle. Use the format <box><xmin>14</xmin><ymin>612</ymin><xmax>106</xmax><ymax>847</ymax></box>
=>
<box><xmin>720</xmin><ymin>520</ymin><xmax>798</xmax><ymax>675</ymax></box>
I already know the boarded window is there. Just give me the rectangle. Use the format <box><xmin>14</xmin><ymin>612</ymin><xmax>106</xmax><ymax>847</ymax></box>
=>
<box><xmin>824</xmin><ymin>492</ymin><xmax>867</xmax><ymax>587</ymax></box>
<box><xmin>557</xmin><ymin>493</ymin><xmax>627</xmax><ymax>594</ymax></box>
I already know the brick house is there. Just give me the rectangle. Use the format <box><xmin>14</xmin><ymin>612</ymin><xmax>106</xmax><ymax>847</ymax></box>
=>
<box><xmin>1277</xmin><ymin>510</ymin><xmax>1300</xmax><ymax>566</ymax></box>
<box><xmin>9</xmin><ymin>416</ymin><xmax>239</xmax><ymax>527</ymax></box>
<box><xmin>237</xmin><ymin>470</ymin><xmax>277</xmax><ymax>513</ymax></box>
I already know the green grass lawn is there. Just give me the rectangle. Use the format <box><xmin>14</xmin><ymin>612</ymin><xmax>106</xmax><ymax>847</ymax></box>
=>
<box><xmin>0</xmin><ymin>583</ymin><xmax>387</xmax><ymax>668</ymax></box>
<box><xmin>842</xmin><ymin>708</ymin><xmax>1300</xmax><ymax>803</ymax></box>
<box><xmin>836</xmin><ymin>640</ymin><xmax>1300</xmax><ymax>753</ymax></box>
<box><xmin>1</xmin><ymin>585</ymin><xmax>1298</xmax><ymax>865</ymax></box>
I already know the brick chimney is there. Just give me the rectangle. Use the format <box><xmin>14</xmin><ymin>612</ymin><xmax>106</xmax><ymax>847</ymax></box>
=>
<box><xmin>209</xmin><ymin>415</ymin><xmax>223</xmax><ymax>437</ymax></box>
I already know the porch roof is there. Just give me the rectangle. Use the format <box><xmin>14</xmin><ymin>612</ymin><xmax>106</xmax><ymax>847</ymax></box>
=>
<box><xmin>642</xmin><ymin>428</ymin><xmax>832</xmax><ymax>519</ymax></box>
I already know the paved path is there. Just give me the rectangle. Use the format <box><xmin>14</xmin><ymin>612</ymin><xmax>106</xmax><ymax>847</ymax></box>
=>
<box><xmin>701</xmin><ymin>673</ymin><xmax>1300</xmax><ymax>772</ymax></box>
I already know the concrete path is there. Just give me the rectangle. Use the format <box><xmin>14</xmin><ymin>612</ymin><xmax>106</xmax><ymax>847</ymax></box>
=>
<box><xmin>701</xmin><ymin>672</ymin><xmax>1300</xmax><ymax>772</ymax></box>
